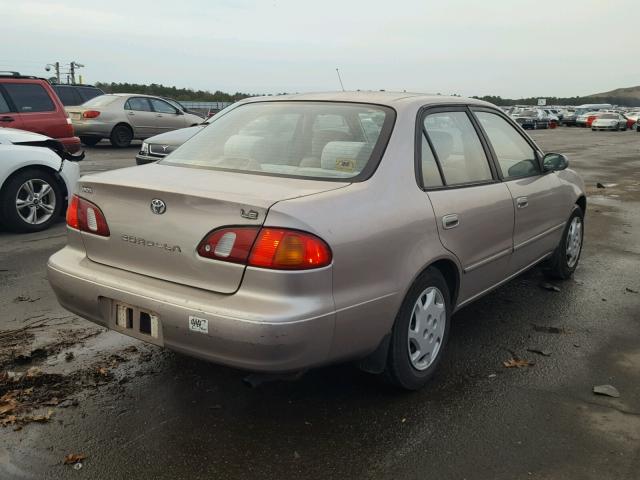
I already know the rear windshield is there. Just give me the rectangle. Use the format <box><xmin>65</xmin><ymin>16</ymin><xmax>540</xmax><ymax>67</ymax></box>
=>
<box><xmin>161</xmin><ymin>101</ymin><xmax>395</xmax><ymax>181</ymax></box>
<box><xmin>82</xmin><ymin>95</ymin><xmax>118</xmax><ymax>107</ymax></box>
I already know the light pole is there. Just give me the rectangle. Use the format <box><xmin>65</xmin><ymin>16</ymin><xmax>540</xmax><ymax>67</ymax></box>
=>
<box><xmin>45</xmin><ymin>62</ymin><xmax>60</xmax><ymax>83</ymax></box>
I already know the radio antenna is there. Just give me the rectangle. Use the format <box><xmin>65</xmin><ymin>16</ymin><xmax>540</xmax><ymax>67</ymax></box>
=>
<box><xmin>335</xmin><ymin>68</ymin><xmax>345</xmax><ymax>91</ymax></box>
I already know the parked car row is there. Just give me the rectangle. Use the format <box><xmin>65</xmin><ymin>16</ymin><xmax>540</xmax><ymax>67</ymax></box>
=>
<box><xmin>0</xmin><ymin>72</ymin><xmax>207</xmax><ymax>152</ymax></box>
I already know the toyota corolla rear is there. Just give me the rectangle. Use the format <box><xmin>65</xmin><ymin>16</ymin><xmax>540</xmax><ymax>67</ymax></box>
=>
<box><xmin>47</xmin><ymin>100</ymin><xmax>395</xmax><ymax>372</ymax></box>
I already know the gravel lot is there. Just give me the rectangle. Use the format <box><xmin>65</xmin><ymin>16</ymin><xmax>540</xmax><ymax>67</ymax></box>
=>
<box><xmin>1</xmin><ymin>128</ymin><xmax>639</xmax><ymax>479</ymax></box>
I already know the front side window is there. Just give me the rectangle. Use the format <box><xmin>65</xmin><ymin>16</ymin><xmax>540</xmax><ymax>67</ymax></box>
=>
<box><xmin>163</xmin><ymin>101</ymin><xmax>394</xmax><ymax>181</ymax></box>
<box><xmin>3</xmin><ymin>83</ymin><xmax>55</xmax><ymax>113</ymax></box>
<box><xmin>125</xmin><ymin>97</ymin><xmax>152</xmax><ymax>112</ymax></box>
<box><xmin>150</xmin><ymin>98</ymin><xmax>177</xmax><ymax>114</ymax></box>
<box><xmin>423</xmin><ymin>111</ymin><xmax>492</xmax><ymax>185</ymax></box>
<box><xmin>475</xmin><ymin>111</ymin><xmax>540</xmax><ymax>179</ymax></box>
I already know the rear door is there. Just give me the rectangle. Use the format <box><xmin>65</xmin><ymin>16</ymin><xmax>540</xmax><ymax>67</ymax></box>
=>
<box><xmin>124</xmin><ymin>97</ymin><xmax>157</xmax><ymax>137</ymax></box>
<box><xmin>0</xmin><ymin>85</ymin><xmax>25</xmax><ymax>130</ymax></box>
<box><xmin>149</xmin><ymin>98</ymin><xmax>187</xmax><ymax>133</ymax></box>
<box><xmin>0</xmin><ymin>81</ymin><xmax>62</xmax><ymax>137</ymax></box>
<box><xmin>472</xmin><ymin>108</ymin><xmax>566</xmax><ymax>272</ymax></box>
<box><xmin>419</xmin><ymin>107</ymin><xmax>515</xmax><ymax>303</ymax></box>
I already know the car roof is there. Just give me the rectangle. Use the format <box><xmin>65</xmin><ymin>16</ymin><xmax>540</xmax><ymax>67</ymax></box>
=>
<box><xmin>238</xmin><ymin>91</ymin><xmax>496</xmax><ymax>109</ymax></box>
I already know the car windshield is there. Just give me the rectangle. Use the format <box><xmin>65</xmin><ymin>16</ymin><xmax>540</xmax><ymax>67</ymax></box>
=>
<box><xmin>162</xmin><ymin>101</ymin><xmax>394</xmax><ymax>180</ymax></box>
<box><xmin>82</xmin><ymin>95</ymin><xmax>119</xmax><ymax>107</ymax></box>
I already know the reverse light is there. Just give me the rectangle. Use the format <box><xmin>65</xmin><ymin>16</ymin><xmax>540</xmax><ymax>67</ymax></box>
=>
<box><xmin>66</xmin><ymin>194</ymin><xmax>110</xmax><ymax>237</ymax></box>
<box><xmin>82</xmin><ymin>110</ymin><xmax>101</xmax><ymax>119</ymax></box>
<box><xmin>197</xmin><ymin>227</ymin><xmax>332</xmax><ymax>270</ymax></box>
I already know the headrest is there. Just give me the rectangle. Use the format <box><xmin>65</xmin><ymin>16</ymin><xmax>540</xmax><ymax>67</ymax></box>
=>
<box><xmin>320</xmin><ymin>141</ymin><xmax>369</xmax><ymax>173</ymax></box>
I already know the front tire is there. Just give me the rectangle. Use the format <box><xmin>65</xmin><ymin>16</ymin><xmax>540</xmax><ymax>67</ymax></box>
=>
<box><xmin>110</xmin><ymin>124</ymin><xmax>133</xmax><ymax>148</ymax></box>
<box><xmin>544</xmin><ymin>206</ymin><xmax>584</xmax><ymax>280</ymax></box>
<box><xmin>0</xmin><ymin>169</ymin><xmax>63</xmax><ymax>233</ymax></box>
<box><xmin>386</xmin><ymin>268</ymin><xmax>451</xmax><ymax>390</ymax></box>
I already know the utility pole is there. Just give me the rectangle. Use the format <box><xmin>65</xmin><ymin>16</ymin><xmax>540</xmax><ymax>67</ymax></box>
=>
<box><xmin>69</xmin><ymin>61</ymin><xmax>85</xmax><ymax>84</ymax></box>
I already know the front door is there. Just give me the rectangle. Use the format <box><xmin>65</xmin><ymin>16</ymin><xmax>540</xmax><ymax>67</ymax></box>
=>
<box><xmin>149</xmin><ymin>98</ymin><xmax>186</xmax><ymax>133</ymax></box>
<box><xmin>472</xmin><ymin>109</ymin><xmax>567</xmax><ymax>272</ymax></box>
<box><xmin>419</xmin><ymin>108</ymin><xmax>515</xmax><ymax>304</ymax></box>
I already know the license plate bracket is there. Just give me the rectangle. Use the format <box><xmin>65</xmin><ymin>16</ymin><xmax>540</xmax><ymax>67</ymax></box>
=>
<box><xmin>112</xmin><ymin>301</ymin><xmax>163</xmax><ymax>345</ymax></box>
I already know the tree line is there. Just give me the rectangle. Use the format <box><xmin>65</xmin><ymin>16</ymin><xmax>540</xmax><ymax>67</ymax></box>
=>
<box><xmin>94</xmin><ymin>82</ymin><xmax>256</xmax><ymax>102</ymax></box>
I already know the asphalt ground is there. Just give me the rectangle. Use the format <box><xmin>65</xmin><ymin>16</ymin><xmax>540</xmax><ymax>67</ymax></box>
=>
<box><xmin>0</xmin><ymin>127</ymin><xmax>639</xmax><ymax>479</ymax></box>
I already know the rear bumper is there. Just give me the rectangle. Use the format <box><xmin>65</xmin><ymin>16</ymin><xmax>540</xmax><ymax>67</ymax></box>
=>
<box><xmin>59</xmin><ymin>136</ymin><xmax>82</xmax><ymax>154</ymax></box>
<box><xmin>47</xmin><ymin>245</ymin><xmax>336</xmax><ymax>373</ymax></box>
<box><xmin>71</xmin><ymin>121</ymin><xmax>114</xmax><ymax>137</ymax></box>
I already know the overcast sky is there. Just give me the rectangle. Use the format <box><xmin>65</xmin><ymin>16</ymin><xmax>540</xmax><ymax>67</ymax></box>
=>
<box><xmin>2</xmin><ymin>0</ymin><xmax>637</xmax><ymax>98</ymax></box>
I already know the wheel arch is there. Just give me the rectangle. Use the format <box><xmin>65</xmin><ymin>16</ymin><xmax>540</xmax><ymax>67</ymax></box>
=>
<box><xmin>0</xmin><ymin>165</ymin><xmax>68</xmax><ymax>215</ymax></box>
<box><xmin>110</xmin><ymin>121</ymin><xmax>134</xmax><ymax>136</ymax></box>
<box><xmin>576</xmin><ymin>195</ymin><xmax>586</xmax><ymax>214</ymax></box>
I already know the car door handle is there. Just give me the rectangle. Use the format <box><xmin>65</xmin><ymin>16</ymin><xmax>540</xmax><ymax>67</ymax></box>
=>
<box><xmin>127</xmin><ymin>112</ymin><xmax>135</xmax><ymax>116</ymax></box>
<box><xmin>156</xmin><ymin>114</ymin><xmax>163</xmax><ymax>117</ymax></box>
<box><xmin>0</xmin><ymin>116</ymin><xmax>14</xmax><ymax>123</ymax></box>
<box><xmin>516</xmin><ymin>197</ymin><xmax>529</xmax><ymax>209</ymax></box>
<box><xmin>442</xmin><ymin>214</ymin><xmax>459</xmax><ymax>230</ymax></box>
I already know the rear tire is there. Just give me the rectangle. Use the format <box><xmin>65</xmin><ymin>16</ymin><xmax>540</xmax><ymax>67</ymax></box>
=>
<box><xmin>543</xmin><ymin>206</ymin><xmax>584</xmax><ymax>280</ymax></box>
<box><xmin>110</xmin><ymin>124</ymin><xmax>133</xmax><ymax>148</ymax></box>
<box><xmin>385</xmin><ymin>268</ymin><xmax>451</xmax><ymax>390</ymax></box>
<box><xmin>80</xmin><ymin>136</ymin><xmax>101</xmax><ymax>147</ymax></box>
<box><xmin>0</xmin><ymin>168</ymin><xmax>63</xmax><ymax>233</ymax></box>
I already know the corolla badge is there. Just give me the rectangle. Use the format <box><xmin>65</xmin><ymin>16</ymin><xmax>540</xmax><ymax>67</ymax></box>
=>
<box><xmin>240</xmin><ymin>208</ymin><xmax>259</xmax><ymax>220</ymax></box>
<box><xmin>150</xmin><ymin>198</ymin><xmax>167</xmax><ymax>215</ymax></box>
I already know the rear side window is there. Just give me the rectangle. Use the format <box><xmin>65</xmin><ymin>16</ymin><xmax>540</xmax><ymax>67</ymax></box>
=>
<box><xmin>475</xmin><ymin>111</ymin><xmax>540</xmax><ymax>179</ymax></box>
<box><xmin>53</xmin><ymin>86</ymin><xmax>82</xmax><ymax>106</ymax></box>
<box><xmin>3</xmin><ymin>83</ymin><xmax>55</xmax><ymax>113</ymax></box>
<box><xmin>420</xmin><ymin>134</ymin><xmax>444</xmax><ymax>188</ymax></box>
<box><xmin>0</xmin><ymin>92</ymin><xmax>11</xmax><ymax>114</ymax></box>
<box><xmin>125</xmin><ymin>97</ymin><xmax>152</xmax><ymax>112</ymax></box>
<box><xmin>423</xmin><ymin>111</ymin><xmax>492</xmax><ymax>186</ymax></box>
<box><xmin>77</xmin><ymin>87</ymin><xmax>102</xmax><ymax>102</ymax></box>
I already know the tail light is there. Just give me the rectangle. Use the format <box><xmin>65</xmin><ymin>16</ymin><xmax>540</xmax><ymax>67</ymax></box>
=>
<box><xmin>197</xmin><ymin>227</ymin><xmax>332</xmax><ymax>270</ymax></box>
<box><xmin>66</xmin><ymin>195</ymin><xmax>110</xmax><ymax>237</ymax></box>
<box><xmin>82</xmin><ymin>110</ymin><xmax>101</xmax><ymax>119</ymax></box>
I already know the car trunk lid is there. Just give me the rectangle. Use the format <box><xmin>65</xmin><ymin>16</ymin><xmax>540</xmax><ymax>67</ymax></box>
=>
<box><xmin>77</xmin><ymin>164</ymin><xmax>346</xmax><ymax>293</ymax></box>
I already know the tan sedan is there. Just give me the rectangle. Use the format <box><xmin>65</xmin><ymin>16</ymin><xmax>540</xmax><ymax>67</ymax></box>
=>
<box><xmin>48</xmin><ymin>92</ymin><xmax>586</xmax><ymax>390</ymax></box>
<box><xmin>66</xmin><ymin>94</ymin><xmax>203</xmax><ymax>147</ymax></box>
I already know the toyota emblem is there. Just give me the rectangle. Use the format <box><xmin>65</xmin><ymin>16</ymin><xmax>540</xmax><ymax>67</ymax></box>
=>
<box><xmin>150</xmin><ymin>198</ymin><xmax>167</xmax><ymax>215</ymax></box>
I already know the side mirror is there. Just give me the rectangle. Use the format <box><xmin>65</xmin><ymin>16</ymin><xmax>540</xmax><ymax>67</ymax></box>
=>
<box><xmin>543</xmin><ymin>153</ymin><xmax>569</xmax><ymax>172</ymax></box>
<box><xmin>175</xmin><ymin>109</ymin><xmax>184</xmax><ymax>115</ymax></box>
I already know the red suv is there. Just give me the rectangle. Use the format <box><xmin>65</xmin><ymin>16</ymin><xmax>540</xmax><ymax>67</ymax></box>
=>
<box><xmin>0</xmin><ymin>72</ymin><xmax>81</xmax><ymax>153</ymax></box>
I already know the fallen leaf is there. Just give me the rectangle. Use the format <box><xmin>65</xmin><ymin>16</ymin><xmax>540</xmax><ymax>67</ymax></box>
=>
<box><xmin>527</xmin><ymin>348</ymin><xmax>552</xmax><ymax>357</ymax></box>
<box><xmin>503</xmin><ymin>358</ymin><xmax>534</xmax><ymax>368</ymax></box>
<box><xmin>25</xmin><ymin>367</ymin><xmax>41</xmax><ymax>378</ymax></box>
<box><xmin>540</xmin><ymin>282</ymin><xmax>561</xmax><ymax>292</ymax></box>
<box><xmin>43</xmin><ymin>398</ymin><xmax>59</xmax><ymax>406</ymax></box>
<box><xmin>626</xmin><ymin>288</ymin><xmax>638</xmax><ymax>294</ymax></box>
<box><xmin>593</xmin><ymin>384</ymin><xmax>620</xmax><ymax>398</ymax></box>
<box><xmin>596</xmin><ymin>182</ymin><xmax>605</xmax><ymax>189</ymax></box>
<box><xmin>63</xmin><ymin>453</ymin><xmax>87</xmax><ymax>465</ymax></box>
<box><xmin>97</xmin><ymin>367</ymin><xmax>108</xmax><ymax>377</ymax></box>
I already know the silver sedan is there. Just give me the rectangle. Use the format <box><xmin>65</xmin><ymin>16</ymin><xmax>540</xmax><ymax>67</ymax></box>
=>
<box><xmin>48</xmin><ymin>92</ymin><xmax>586</xmax><ymax>390</ymax></box>
<box><xmin>66</xmin><ymin>94</ymin><xmax>203</xmax><ymax>148</ymax></box>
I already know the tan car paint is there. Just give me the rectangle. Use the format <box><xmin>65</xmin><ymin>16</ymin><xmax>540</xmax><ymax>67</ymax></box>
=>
<box><xmin>48</xmin><ymin>92</ymin><xmax>586</xmax><ymax>373</ymax></box>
